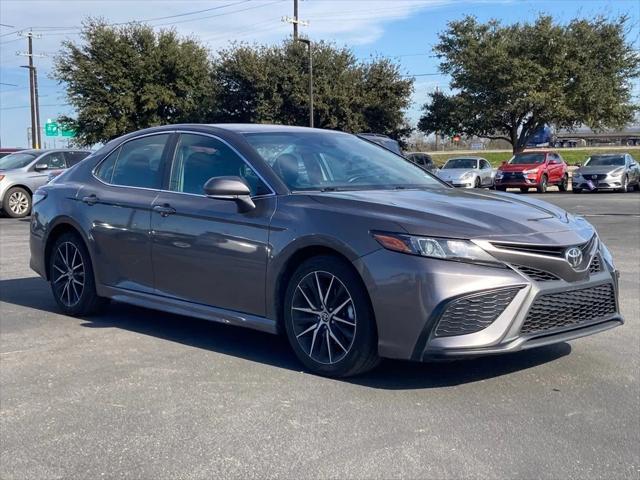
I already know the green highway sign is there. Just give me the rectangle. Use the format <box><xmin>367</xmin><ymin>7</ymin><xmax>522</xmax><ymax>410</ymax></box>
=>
<box><xmin>44</xmin><ymin>121</ymin><xmax>59</xmax><ymax>137</ymax></box>
<box><xmin>61</xmin><ymin>126</ymin><xmax>75</xmax><ymax>137</ymax></box>
<box><xmin>44</xmin><ymin>120</ymin><xmax>75</xmax><ymax>138</ymax></box>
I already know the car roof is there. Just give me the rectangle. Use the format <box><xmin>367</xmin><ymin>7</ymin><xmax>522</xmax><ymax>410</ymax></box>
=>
<box><xmin>13</xmin><ymin>148</ymin><xmax>90</xmax><ymax>154</ymax></box>
<box><xmin>209</xmin><ymin>124</ymin><xmax>339</xmax><ymax>134</ymax></box>
<box><xmin>445</xmin><ymin>156</ymin><xmax>484</xmax><ymax>160</ymax></box>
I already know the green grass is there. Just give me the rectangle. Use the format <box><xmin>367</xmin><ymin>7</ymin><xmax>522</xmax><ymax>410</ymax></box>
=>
<box><xmin>428</xmin><ymin>147</ymin><xmax>640</xmax><ymax>167</ymax></box>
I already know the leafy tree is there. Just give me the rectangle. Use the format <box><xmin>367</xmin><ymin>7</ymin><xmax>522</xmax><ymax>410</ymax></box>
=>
<box><xmin>211</xmin><ymin>40</ymin><xmax>413</xmax><ymax>138</ymax></box>
<box><xmin>419</xmin><ymin>15</ymin><xmax>639</xmax><ymax>153</ymax></box>
<box><xmin>54</xmin><ymin>20</ymin><xmax>213</xmax><ymax>146</ymax></box>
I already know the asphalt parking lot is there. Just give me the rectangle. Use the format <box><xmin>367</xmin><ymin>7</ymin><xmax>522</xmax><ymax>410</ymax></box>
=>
<box><xmin>1</xmin><ymin>191</ymin><xmax>639</xmax><ymax>479</ymax></box>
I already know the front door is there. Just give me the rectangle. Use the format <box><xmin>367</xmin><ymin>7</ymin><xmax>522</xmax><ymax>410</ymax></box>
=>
<box><xmin>151</xmin><ymin>132</ymin><xmax>275</xmax><ymax>316</ymax></box>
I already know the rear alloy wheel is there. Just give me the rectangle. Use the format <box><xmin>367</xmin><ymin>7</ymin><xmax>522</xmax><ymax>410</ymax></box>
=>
<box><xmin>3</xmin><ymin>186</ymin><xmax>31</xmax><ymax>218</ymax></box>
<box><xmin>558</xmin><ymin>174</ymin><xmax>568</xmax><ymax>192</ymax></box>
<box><xmin>284</xmin><ymin>256</ymin><xmax>379</xmax><ymax>377</ymax></box>
<box><xmin>474</xmin><ymin>177</ymin><xmax>481</xmax><ymax>188</ymax></box>
<box><xmin>537</xmin><ymin>175</ymin><xmax>548</xmax><ymax>193</ymax></box>
<box><xmin>49</xmin><ymin>232</ymin><xmax>107</xmax><ymax>316</ymax></box>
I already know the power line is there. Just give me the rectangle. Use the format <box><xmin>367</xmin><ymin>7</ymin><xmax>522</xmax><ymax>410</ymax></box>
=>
<box><xmin>0</xmin><ymin>103</ymin><xmax>70</xmax><ymax>111</ymax></box>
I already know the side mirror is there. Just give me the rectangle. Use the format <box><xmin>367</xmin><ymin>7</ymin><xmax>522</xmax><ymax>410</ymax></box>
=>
<box><xmin>203</xmin><ymin>176</ymin><xmax>255</xmax><ymax>212</ymax></box>
<box><xmin>34</xmin><ymin>163</ymin><xmax>49</xmax><ymax>171</ymax></box>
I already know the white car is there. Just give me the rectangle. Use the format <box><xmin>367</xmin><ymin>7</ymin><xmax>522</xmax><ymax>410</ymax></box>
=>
<box><xmin>436</xmin><ymin>157</ymin><xmax>494</xmax><ymax>188</ymax></box>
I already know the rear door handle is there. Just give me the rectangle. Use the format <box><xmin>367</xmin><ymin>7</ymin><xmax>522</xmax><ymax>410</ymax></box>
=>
<box><xmin>82</xmin><ymin>194</ymin><xmax>98</xmax><ymax>205</ymax></box>
<box><xmin>153</xmin><ymin>204</ymin><xmax>176</xmax><ymax>217</ymax></box>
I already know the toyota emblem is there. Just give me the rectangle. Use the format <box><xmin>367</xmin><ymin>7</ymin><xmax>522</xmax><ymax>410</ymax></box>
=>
<box><xmin>565</xmin><ymin>247</ymin><xmax>583</xmax><ymax>269</ymax></box>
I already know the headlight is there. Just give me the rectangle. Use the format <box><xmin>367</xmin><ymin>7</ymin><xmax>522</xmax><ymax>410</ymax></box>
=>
<box><xmin>573</xmin><ymin>173</ymin><xmax>582</xmax><ymax>180</ymax></box>
<box><xmin>609</xmin><ymin>167</ymin><xmax>624</xmax><ymax>177</ymax></box>
<box><xmin>372</xmin><ymin>231</ymin><xmax>502</xmax><ymax>267</ymax></box>
<box><xmin>523</xmin><ymin>168</ymin><xmax>538</xmax><ymax>174</ymax></box>
<box><xmin>460</xmin><ymin>172</ymin><xmax>473</xmax><ymax>180</ymax></box>
<box><xmin>495</xmin><ymin>172</ymin><xmax>503</xmax><ymax>179</ymax></box>
<box><xmin>32</xmin><ymin>188</ymin><xmax>48</xmax><ymax>206</ymax></box>
<box><xmin>599</xmin><ymin>239</ymin><xmax>615</xmax><ymax>270</ymax></box>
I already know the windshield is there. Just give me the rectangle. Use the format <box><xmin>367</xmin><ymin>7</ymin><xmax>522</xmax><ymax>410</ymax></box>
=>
<box><xmin>509</xmin><ymin>153</ymin><xmax>545</xmax><ymax>165</ymax></box>
<box><xmin>243</xmin><ymin>131</ymin><xmax>444</xmax><ymax>191</ymax></box>
<box><xmin>0</xmin><ymin>152</ymin><xmax>36</xmax><ymax>170</ymax></box>
<box><xmin>443</xmin><ymin>158</ymin><xmax>477</xmax><ymax>169</ymax></box>
<box><xmin>584</xmin><ymin>155</ymin><xmax>625</xmax><ymax>167</ymax></box>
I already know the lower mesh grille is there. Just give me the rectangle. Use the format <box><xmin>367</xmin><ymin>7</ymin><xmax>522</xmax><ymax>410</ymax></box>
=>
<box><xmin>521</xmin><ymin>284</ymin><xmax>616</xmax><ymax>335</ymax></box>
<box><xmin>589</xmin><ymin>255</ymin><xmax>602</xmax><ymax>273</ymax></box>
<box><xmin>434</xmin><ymin>288</ymin><xmax>522</xmax><ymax>337</ymax></box>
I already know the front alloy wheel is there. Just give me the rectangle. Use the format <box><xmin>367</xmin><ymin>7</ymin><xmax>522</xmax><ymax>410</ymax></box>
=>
<box><xmin>284</xmin><ymin>256</ymin><xmax>379</xmax><ymax>377</ymax></box>
<box><xmin>291</xmin><ymin>271</ymin><xmax>357</xmax><ymax>365</ymax></box>
<box><xmin>537</xmin><ymin>175</ymin><xmax>548</xmax><ymax>193</ymax></box>
<box><xmin>3</xmin><ymin>186</ymin><xmax>31</xmax><ymax>218</ymax></box>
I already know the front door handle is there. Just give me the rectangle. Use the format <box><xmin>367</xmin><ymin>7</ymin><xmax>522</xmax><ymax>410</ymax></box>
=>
<box><xmin>153</xmin><ymin>204</ymin><xmax>176</xmax><ymax>217</ymax></box>
<box><xmin>82</xmin><ymin>194</ymin><xmax>98</xmax><ymax>205</ymax></box>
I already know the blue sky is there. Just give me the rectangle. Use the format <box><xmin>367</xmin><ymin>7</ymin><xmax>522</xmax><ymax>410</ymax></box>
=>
<box><xmin>1</xmin><ymin>0</ymin><xmax>638</xmax><ymax>147</ymax></box>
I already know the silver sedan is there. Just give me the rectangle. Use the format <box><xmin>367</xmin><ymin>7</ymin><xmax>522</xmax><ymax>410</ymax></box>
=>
<box><xmin>436</xmin><ymin>156</ymin><xmax>494</xmax><ymax>188</ymax></box>
<box><xmin>572</xmin><ymin>153</ymin><xmax>640</xmax><ymax>193</ymax></box>
<box><xmin>0</xmin><ymin>149</ymin><xmax>91</xmax><ymax>217</ymax></box>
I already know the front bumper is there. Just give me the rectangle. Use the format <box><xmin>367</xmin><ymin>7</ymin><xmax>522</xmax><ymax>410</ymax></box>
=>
<box><xmin>354</xmin><ymin>244</ymin><xmax>623</xmax><ymax>362</ymax></box>
<box><xmin>572</xmin><ymin>175</ymin><xmax>623</xmax><ymax>190</ymax></box>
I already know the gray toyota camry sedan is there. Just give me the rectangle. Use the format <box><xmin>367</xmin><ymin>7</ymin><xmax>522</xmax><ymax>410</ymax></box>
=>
<box><xmin>29</xmin><ymin>124</ymin><xmax>623</xmax><ymax>377</ymax></box>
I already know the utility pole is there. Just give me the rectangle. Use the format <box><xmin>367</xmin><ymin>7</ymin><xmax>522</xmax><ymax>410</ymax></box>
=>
<box><xmin>17</xmin><ymin>31</ymin><xmax>44</xmax><ymax>149</ymax></box>
<box><xmin>298</xmin><ymin>38</ymin><xmax>313</xmax><ymax>128</ymax></box>
<box><xmin>282</xmin><ymin>0</ymin><xmax>308</xmax><ymax>40</ymax></box>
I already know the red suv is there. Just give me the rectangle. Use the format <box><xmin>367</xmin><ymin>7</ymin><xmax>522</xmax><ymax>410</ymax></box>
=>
<box><xmin>495</xmin><ymin>151</ymin><xmax>568</xmax><ymax>193</ymax></box>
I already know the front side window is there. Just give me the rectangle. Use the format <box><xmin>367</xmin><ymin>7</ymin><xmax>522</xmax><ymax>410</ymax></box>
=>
<box><xmin>443</xmin><ymin>158</ymin><xmax>478</xmax><ymax>169</ymax></box>
<box><xmin>169</xmin><ymin>133</ymin><xmax>270</xmax><ymax>196</ymax></box>
<box><xmin>40</xmin><ymin>152</ymin><xmax>67</xmax><ymax>170</ymax></box>
<box><xmin>95</xmin><ymin>134</ymin><xmax>169</xmax><ymax>189</ymax></box>
<box><xmin>243</xmin><ymin>131</ymin><xmax>442</xmax><ymax>191</ymax></box>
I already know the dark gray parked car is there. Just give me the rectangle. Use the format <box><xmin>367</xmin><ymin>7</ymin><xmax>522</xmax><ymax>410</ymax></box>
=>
<box><xmin>572</xmin><ymin>153</ymin><xmax>640</xmax><ymax>193</ymax></box>
<box><xmin>29</xmin><ymin>124</ymin><xmax>623</xmax><ymax>377</ymax></box>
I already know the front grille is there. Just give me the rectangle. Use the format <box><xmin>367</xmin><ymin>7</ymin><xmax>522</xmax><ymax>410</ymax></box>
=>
<box><xmin>589</xmin><ymin>255</ymin><xmax>602</xmax><ymax>273</ymax></box>
<box><xmin>513</xmin><ymin>265</ymin><xmax>560</xmax><ymax>282</ymax></box>
<box><xmin>585</xmin><ymin>174</ymin><xmax>607</xmax><ymax>181</ymax></box>
<box><xmin>520</xmin><ymin>284</ymin><xmax>616</xmax><ymax>335</ymax></box>
<box><xmin>500</xmin><ymin>172</ymin><xmax>525</xmax><ymax>181</ymax></box>
<box><xmin>492</xmin><ymin>235</ymin><xmax>596</xmax><ymax>259</ymax></box>
<box><xmin>434</xmin><ymin>288</ymin><xmax>522</xmax><ymax>337</ymax></box>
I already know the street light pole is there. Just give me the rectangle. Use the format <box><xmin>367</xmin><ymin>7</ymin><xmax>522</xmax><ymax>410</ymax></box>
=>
<box><xmin>298</xmin><ymin>38</ymin><xmax>314</xmax><ymax>128</ymax></box>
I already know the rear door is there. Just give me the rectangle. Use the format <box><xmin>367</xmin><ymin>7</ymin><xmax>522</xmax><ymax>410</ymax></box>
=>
<box><xmin>150</xmin><ymin>132</ymin><xmax>275</xmax><ymax>316</ymax></box>
<box><xmin>81</xmin><ymin>133</ymin><xmax>173</xmax><ymax>293</ymax></box>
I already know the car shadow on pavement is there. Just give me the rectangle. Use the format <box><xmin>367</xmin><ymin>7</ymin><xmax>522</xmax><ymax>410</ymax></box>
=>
<box><xmin>1</xmin><ymin>276</ymin><xmax>570</xmax><ymax>390</ymax></box>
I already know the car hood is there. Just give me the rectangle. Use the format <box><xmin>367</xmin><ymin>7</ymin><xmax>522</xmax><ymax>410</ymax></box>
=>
<box><xmin>576</xmin><ymin>166</ymin><xmax>622</xmax><ymax>175</ymax></box>
<box><xmin>310</xmin><ymin>188</ymin><xmax>594</xmax><ymax>245</ymax></box>
<box><xmin>437</xmin><ymin>169</ymin><xmax>476</xmax><ymax>179</ymax></box>
<box><xmin>499</xmin><ymin>163</ymin><xmax>542</xmax><ymax>172</ymax></box>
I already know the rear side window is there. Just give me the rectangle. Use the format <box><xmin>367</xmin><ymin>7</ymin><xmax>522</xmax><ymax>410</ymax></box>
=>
<box><xmin>65</xmin><ymin>151</ymin><xmax>90</xmax><ymax>166</ymax></box>
<box><xmin>95</xmin><ymin>134</ymin><xmax>169</xmax><ymax>189</ymax></box>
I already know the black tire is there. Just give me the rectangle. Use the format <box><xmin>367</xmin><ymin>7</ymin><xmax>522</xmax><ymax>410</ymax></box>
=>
<box><xmin>283</xmin><ymin>255</ymin><xmax>379</xmax><ymax>377</ymax></box>
<box><xmin>558</xmin><ymin>174</ymin><xmax>568</xmax><ymax>192</ymax></box>
<box><xmin>572</xmin><ymin>188</ymin><xmax>582</xmax><ymax>194</ymax></box>
<box><xmin>49</xmin><ymin>232</ymin><xmax>108</xmax><ymax>316</ymax></box>
<box><xmin>617</xmin><ymin>175</ymin><xmax>629</xmax><ymax>193</ymax></box>
<box><xmin>3</xmin><ymin>186</ymin><xmax>31</xmax><ymax>218</ymax></box>
<box><xmin>536</xmin><ymin>175</ymin><xmax>548</xmax><ymax>193</ymax></box>
<box><xmin>519</xmin><ymin>187</ymin><xmax>529</xmax><ymax>193</ymax></box>
<box><xmin>496</xmin><ymin>186</ymin><xmax>507</xmax><ymax>191</ymax></box>
<box><xmin>474</xmin><ymin>177</ymin><xmax>481</xmax><ymax>188</ymax></box>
